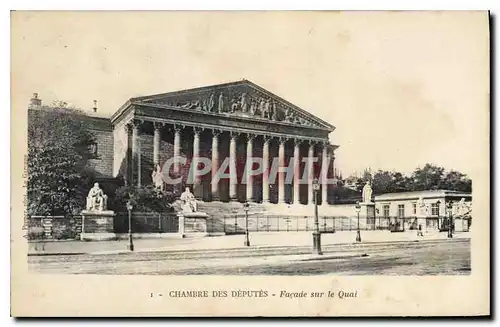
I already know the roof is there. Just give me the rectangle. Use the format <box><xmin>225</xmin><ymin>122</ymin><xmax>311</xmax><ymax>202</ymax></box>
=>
<box><xmin>28</xmin><ymin>106</ymin><xmax>113</xmax><ymax>132</ymax></box>
<box><xmin>375</xmin><ymin>189</ymin><xmax>472</xmax><ymax>201</ymax></box>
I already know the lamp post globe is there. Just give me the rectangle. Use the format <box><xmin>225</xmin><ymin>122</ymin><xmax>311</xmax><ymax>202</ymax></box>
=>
<box><xmin>243</xmin><ymin>201</ymin><xmax>250</xmax><ymax>246</ymax></box>
<box><xmin>312</xmin><ymin>178</ymin><xmax>322</xmax><ymax>255</ymax></box>
<box><xmin>354</xmin><ymin>201</ymin><xmax>361</xmax><ymax>242</ymax></box>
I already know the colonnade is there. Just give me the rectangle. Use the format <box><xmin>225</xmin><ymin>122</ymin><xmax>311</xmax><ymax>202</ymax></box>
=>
<box><xmin>128</xmin><ymin>120</ymin><xmax>336</xmax><ymax>205</ymax></box>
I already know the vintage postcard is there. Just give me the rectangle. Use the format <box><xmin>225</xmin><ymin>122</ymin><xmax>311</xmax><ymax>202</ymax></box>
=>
<box><xmin>11</xmin><ymin>11</ymin><xmax>490</xmax><ymax>316</ymax></box>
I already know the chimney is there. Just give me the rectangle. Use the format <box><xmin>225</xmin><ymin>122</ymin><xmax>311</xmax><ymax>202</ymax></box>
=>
<box><xmin>29</xmin><ymin>93</ymin><xmax>41</xmax><ymax>108</ymax></box>
<box><xmin>93</xmin><ymin>100</ymin><xmax>98</xmax><ymax>113</ymax></box>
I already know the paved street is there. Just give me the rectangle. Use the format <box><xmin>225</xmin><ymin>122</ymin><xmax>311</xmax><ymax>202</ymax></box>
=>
<box><xmin>29</xmin><ymin>238</ymin><xmax>470</xmax><ymax>276</ymax></box>
<box><xmin>27</xmin><ymin>230</ymin><xmax>470</xmax><ymax>255</ymax></box>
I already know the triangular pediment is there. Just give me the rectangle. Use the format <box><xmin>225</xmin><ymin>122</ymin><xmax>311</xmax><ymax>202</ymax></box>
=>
<box><xmin>131</xmin><ymin>80</ymin><xmax>334</xmax><ymax>131</ymax></box>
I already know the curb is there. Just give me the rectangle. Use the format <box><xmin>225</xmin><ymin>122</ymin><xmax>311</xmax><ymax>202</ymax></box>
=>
<box><xmin>28</xmin><ymin>252</ymin><xmax>86</xmax><ymax>257</ymax></box>
<box><xmin>28</xmin><ymin>237</ymin><xmax>469</xmax><ymax>257</ymax></box>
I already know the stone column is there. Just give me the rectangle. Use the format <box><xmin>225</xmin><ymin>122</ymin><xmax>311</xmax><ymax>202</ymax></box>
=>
<box><xmin>321</xmin><ymin>142</ymin><xmax>329</xmax><ymax>205</ymax></box>
<box><xmin>307</xmin><ymin>141</ymin><xmax>315</xmax><ymax>205</ymax></box>
<box><xmin>192</xmin><ymin>127</ymin><xmax>202</xmax><ymax>199</ymax></box>
<box><xmin>278</xmin><ymin>137</ymin><xmax>286</xmax><ymax>204</ymax></box>
<box><xmin>153</xmin><ymin>122</ymin><xmax>162</xmax><ymax>167</ymax></box>
<box><xmin>293</xmin><ymin>140</ymin><xmax>301</xmax><ymax>204</ymax></box>
<box><xmin>246</xmin><ymin>134</ymin><xmax>255</xmax><ymax>202</ymax></box>
<box><xmin>262</xmin><ymin>136</ymin><xmax>270</xmax><ymax>203</ymax></box>
<box><xmin>172</xmin><ymin>124</ymin><xmax>183</xmax><ymax>195</ymax></box>
<box><xmin>229</xmin><ymin>132</ymin><xmax>238</xmax><ymax>200</ymax></box>
<box><xmin>211</xmin><ymin>130</ymin><xmax>221</xmax><ymax>201</ymax></box>
<box><xmin>131</xmin><ymin>120</ymin><xmax>140</xmax><ymax>187</ymax></box>
<box><xmin>173</xmin><ymin>125</ymin><xmax>182</xmax><ymax>174</ymax></box>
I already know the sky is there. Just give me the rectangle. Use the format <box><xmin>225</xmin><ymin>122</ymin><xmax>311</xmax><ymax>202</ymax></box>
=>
<box><xmin>11</xmin><ymin>11</ymin><xmax>489</xmax><ymax>178</ymax></box>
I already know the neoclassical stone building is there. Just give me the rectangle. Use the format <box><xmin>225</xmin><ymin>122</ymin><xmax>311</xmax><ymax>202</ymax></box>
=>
<box><xmin>31</xmin><ymin>80</ymin><xmax>339</xmax><ymax>205</ymax></box>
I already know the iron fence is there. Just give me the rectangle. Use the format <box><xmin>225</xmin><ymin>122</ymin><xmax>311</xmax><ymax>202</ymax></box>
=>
<box><xmin>212</xmin><ymin>215</ymin><xmax>461</xmax><ymax>233</ymax></box>
<box><xmin>114</xmin><ymin>212</ymin><xmax>179</xmax><ymax>233</ymax></box>
<box><xmin>215</xmin><ymin>215</ymin><xmax>427</xmax><ymax>233</ymax></box>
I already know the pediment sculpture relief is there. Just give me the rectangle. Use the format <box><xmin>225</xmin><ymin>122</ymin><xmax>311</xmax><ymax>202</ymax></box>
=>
<box><xmin>146</xmin><ymin>89</ymin><xmax>318</xmax><ymax>127</ymax></box>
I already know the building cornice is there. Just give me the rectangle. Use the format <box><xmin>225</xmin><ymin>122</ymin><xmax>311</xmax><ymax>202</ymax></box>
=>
<box><xmin>133</xmin><ymin>113</ymin><xmax>329</xmax><ymax>143</ymax></box>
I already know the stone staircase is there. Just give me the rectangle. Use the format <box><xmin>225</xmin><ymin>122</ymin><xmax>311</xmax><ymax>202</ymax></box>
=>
<box><xmin>196</xmin><ymin>201</ymin><xmax>286</xmax><ymax>233</ymax></box>
<box><xmin>198</xmin><ymin>201</ymin><xmax>266</xmax><ymax>216</ymax></box>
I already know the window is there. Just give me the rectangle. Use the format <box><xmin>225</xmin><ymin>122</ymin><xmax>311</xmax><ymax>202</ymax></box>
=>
<box><xmin>398</xmin><ymin>204</ymin><xmax>405</xmax><ymax>218</ymax></box>
<box><xmin>89</xmin><ymin>142</ymin><xmax>98</xmax><ymax>156</ymax></box>
<box><xmin>412</xmin><ymin>202</ymin><xmax>417</xmax><ymax>215</ymax></box>
<box><xmin>383</xmin><ymin>204</ymin><xmax>390</xmax><ymax>218</ymax></box>
<box><xmin>431</xmin><ymin>203</ymin><xmax>440</xmax><ymax>216</ymax></box>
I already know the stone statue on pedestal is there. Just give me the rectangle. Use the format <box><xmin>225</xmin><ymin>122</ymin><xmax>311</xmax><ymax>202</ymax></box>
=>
<box><xmin>180</xmin><ymin>187</ymin><xmax>198</xmax><ymax>213</ymax></box>
<box><xmin>86</xmin><ymin>183</ymin><xmax>108</xmax><ymax>211</ymax></box>
<box><xmin>361</xmin><ymin>181</ymin><xmax>373</xmax><ymax>203</ymax></box>
<box><xmin>417</xmin><ymin>196</ymin><xmax>428</xmax><ymax>216</ymax></box>
<box><xmin>456</xmin><ymin>198</ymin><xmax>472</xmax><ymax>216</ymax></box>
<box><xmin>152</xmin><ymin>164</ymin><xmax>164</xmax><ymax>191</ymax></box>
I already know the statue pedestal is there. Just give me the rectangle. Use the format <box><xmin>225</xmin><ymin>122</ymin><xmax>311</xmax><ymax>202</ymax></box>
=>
<box><xmin>80</xmin><ymin>210</ymin><xmax>116</xmax><ymax>241</ymax></box>
<box><xmin>177</xmin><ymin>211</ymin><xmax>209</xmax><ymax>238</ymax></box>
<box><xmin>416</xmin><ymin>215</ymin><xmax>428</xmax><ymax>234</ymax></box>
<box><xmin>359</xmin><ymin>202</ymin><xmax>376</xmax><ymax>230</ymax></box>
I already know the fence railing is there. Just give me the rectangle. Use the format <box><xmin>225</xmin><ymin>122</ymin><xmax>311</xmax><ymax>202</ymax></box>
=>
<box><xmin>27</xmin><ymin>213</ymin><xmax>470</xmax><ymax>239</ymax></box>
<box><xmin>27</xmin><ymin>213</ymin><xmax>179</xmax><ymax>239</ymax></box>
<box><xmin>112</xmin><ymin>212</ymin><xmax>179</xmax><ymax>233</ymax></box>
<box><xmin>212</xmin><ymin>214</ymin><xmax>470</xmax><ymax>233</ymax></box>
<box><xmin>212</xmin><ymin>215</ymin><xmax>426</xmax><ymax>233</ymax></box>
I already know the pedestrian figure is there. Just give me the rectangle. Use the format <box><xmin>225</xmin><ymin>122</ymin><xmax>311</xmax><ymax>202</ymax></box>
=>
<box><xmin>417</xmin><ymin>224</ymin><xmax>424</xmax><ymax>237</ymax></box>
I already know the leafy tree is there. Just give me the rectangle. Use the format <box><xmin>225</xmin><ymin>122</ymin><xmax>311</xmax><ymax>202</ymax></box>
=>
<box><xmin>440</xmin><ymin>170</ymin><xmax>472</xmax><ymax>192</ymax></box>
<box><xmin>27</xmin><ymin>104</ymin><xmax>96</xmax><ymax>216</ymax></box>
<box><xmin>355</xmin><ymin>169</ymin><xmax>373</xmax><ymax>192</ymax></box>
<box><xmin>371</xmin><ymin>170</ymin><xmax>393</xmax><ymax>194</ymax></box>
<box><xmin>115</xmin><ymin>185</ymin><xmax>176</xmax><ymax>213</ymax></box>
<box><xmin>410</xmin><ymin>164</ymin><xmax>445</xmax><ymax>191</ymax></box>
<box><xmin>342</xmin><ymin>164</ymin><xmax>472</xmax><ymax>196</ymax></box>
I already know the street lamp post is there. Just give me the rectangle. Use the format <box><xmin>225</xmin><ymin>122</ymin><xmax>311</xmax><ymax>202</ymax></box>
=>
<box><xmin>312</xmin><ymin>178</ymin><xmax>322</xmax><ymax>255</ymax></box>
<box><xmin>126</xmin><ymin>200</ymin><xmax>134</xmax><ymax>251</ymax></box>
<box><xmin>354</xmin><ymin>201</ymin><xmax>361</xmax><ymax>242</ymax></box>
<box><xmin>447</xmin><ymin>201</ymin><xmax>453</xmax><ymax>239</ymax></box>
<box><xmin>436</xmin><ymin>200</ymin><xmax>441</xmax><ymax>230</ymax></box>
<box><xmin>243</xmin><ymin>201</ymin><xmax>250</xmax><ymax>246</ymax></box>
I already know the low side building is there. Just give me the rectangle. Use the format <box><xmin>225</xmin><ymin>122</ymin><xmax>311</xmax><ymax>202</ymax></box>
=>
<box><xmin>374</xmin><ymin>190</ymin><xmax>472</xmax><ymax>232</ymax></box>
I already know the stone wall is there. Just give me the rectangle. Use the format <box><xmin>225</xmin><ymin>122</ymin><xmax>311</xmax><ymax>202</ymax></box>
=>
<box><xmin>28</xmin><ymin>216</ymin><xmax>82</xmax><ymax>240</ymax></box>
<box><xmin>87</xmin><ymin>128</ymin><xmax>114</xmax><ymax>178</ymax></box>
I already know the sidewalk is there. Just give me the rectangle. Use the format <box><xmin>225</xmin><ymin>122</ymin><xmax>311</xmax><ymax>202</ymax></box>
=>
<box><xmin>28</xmin><ymin>230</ymin><xmax>470</xmax><ymax>256</ymax></box>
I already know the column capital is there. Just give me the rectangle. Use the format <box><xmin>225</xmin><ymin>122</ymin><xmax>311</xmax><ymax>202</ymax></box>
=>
<box><xmin>230</xmin><ymin>131</ymin><xmax>242</xmax><ymax>139</ymax></box>
<box><xmin>263</xmin><ymin>135</ymin><xmax>272</xmax><ymax>144</ymax></box>
<box><xmin>125</xmin><ymin>120</ymin><xmax>141</xmax><ymax>133</ymax></box>
<box><xmin>293</xmin><ymin>138</ymin><xmax>305</xmax><ymax>146</ymax></box>
<box><xmin>172</xmin><ymin>123</ymin><xmax>186</xmax><ymax>132</ymax></box>
<box><xmin>212</xmin><ymin>128</ymin><xmax>223</xmax><ymax>137</ymax></box>
<box><xmin>153</xmin><ymin>122</ymin><xmax>165</xmax><ymax>130</ymax></box>
<box><xmin>306</xmin><ymin>139</ymin><xmax>318</xmax><ymax>149</ymax></box>
<box><xmin>246</xmin><ymin>133</ymin><xmax>257</xmax><ymax>141</ymax></box>
<box><xmin>278</xmin><ymin>136</ymin><xmax>289</xmax><ymax>144</ymax></box>
<box><xmin>193</xmin><ymin>126</ymin><xmax>204</xmax><ymax>135</ymax></box>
